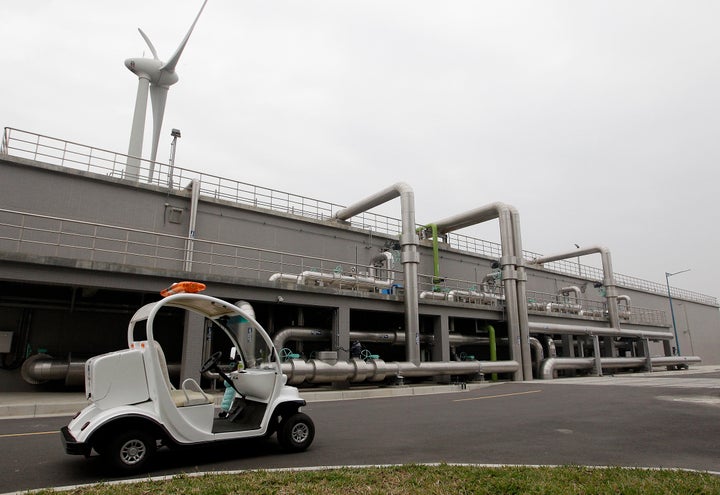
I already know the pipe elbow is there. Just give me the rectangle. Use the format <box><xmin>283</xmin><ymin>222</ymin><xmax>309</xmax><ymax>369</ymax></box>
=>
<box><xmin>539</xmin><ymin>358</ymin><xmax>557</xmax><ymax>380</ymax></box>
<box><xmin>617</xmin><ymin>294</ymin><xmax>631</xmax><ymax>305</ymax></box>
<box><xmin>392</xmin><ymin>181</ymin><xmax>413</xmax><ymax>195</ymax></box>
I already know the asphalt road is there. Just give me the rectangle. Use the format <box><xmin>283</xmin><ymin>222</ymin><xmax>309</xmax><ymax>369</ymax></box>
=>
<box><xmin>1</xmin><ymin>380</ymin><xmax>719</xmax><ymax>493</ymax></box>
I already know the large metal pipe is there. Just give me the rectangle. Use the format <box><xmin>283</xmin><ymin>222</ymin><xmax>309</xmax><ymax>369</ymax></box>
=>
<box><xmin>269</xmin><ymin>271</ymin><xmax>394</xmax><ymax>291</ymax></box>
<box><xmin>420</xmin><ymin>290</ymin><xmax>450</xmax><ymax>301</ymax></box>
<box><xmin>509</xmin><ymin>205</ymin><xmax>532</xmax><ymax>382</ymax></box>
<box><xmin>545</xmin><ymin>336</ymin><xmax>558</xmax><ymax>358</ymax></box>
<box><xmin>369</xmin><ymin>251</ymin><xmax>395</xmax><ymax>283</ymax></box>
<box><xmin>272</xmin><ymin>327</ymin><xmax>500</xmax><ymax>351</ymax></box>
<box><xmin>530</xmin><ymin>246</ymin><xmax>621</xmax><ymax>330</ymax></box>
<box><xmin>528</xmin><ymin>321</ymin><xmax>673</xmax><ymax>340</ymax></box>
<box><xmin>183</xmin><ymin>178</ymin><xmax>200</xmax><ymax>272</ymax></box>
<box><xmin>429</xmin><ymin>202</ymin><xmax>529</xmax><ymax>380</ymax></box>
<box><xmin>420</xmin><ymin>289</ymin><xmax>504</xmax><ymax>304</ymax></box>
<box><xmin>21</xmin><ymin>354</ymin><xmax>181</xmax><ymax>386</ymax></box>
<box><xmin>280</xmin><ymin>358</ymin><xmax>521</xmax><ymax>385</ymax></box>
<box><xmin>617</xmin><ymin>295</ymin><xmax>631</xmax><ymax>307</ymax></box>
<box><xmin>21</xmin><ymin>354</ymin><xmax>86</xmax><ymax>386</ymax></box>
<box><xmin>617</xmin><ymin>294</ymin><xmax>632</xmax><ymax>319</ymax></box>
<box><xmin>273</xmin><ymin>328</ymin><xmax>331</xmax><ymax>349</ymax></box>
<box><xmin>333</xmin><ymin>183</ymin><xmax>421</xmax><ymax>364</ymax></box>
<box><xmin>547</xmin><ymin>287</ymin><xmax>583</xmax><ymax>314</ymax></box>
<box><xmin>528</xmin><ymin>336</ymin><xmax>544</xmax><ymax>379</ymax></box>
<box><xmin>539</xmin><ymin>355</ymin><xmax>701</xmax><ymax>380</ymax></box>
<box><xmin>559</xmin><ymin>286</ymin><xmax>582</xmax><ymax>301</ymax></box>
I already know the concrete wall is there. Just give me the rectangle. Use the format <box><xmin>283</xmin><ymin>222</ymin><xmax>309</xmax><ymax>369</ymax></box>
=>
<box><xmin>1</xmin><ymin>154</ymin><xmax>719</xmax><ymax>367</ymax></box>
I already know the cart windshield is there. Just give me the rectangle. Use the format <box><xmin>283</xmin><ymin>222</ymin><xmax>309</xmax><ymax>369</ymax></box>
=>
<box><xmin>216</xmin><ymin>315</ymin><xmax>277</xmax><ymax>371</ymax></box>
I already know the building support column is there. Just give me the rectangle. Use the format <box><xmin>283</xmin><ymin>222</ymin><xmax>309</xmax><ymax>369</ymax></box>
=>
<box><xmin>638</xmin><ymin>338</ymin><xmax>653</xmax><ymax>372</ymax></box>
<box><xmin>592</xmin><ymin>335</ymin><xmax>602</xmax><ymax>377</ymax></box>
<box><xmin>333</xmin><ymin>305</ymin><xmax>350</xmax><ymax>361</ymax></box>
<box><xmin>432</xmin><ymin>314</ymin><xmax>451</xmax><ymax>383</ymax></box>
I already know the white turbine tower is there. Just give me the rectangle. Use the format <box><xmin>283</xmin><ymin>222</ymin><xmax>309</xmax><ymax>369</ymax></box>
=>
<box><xmin>124</xmin><ymin>0</ymin><xmax>208</xmax><ymax>181</ymax></box>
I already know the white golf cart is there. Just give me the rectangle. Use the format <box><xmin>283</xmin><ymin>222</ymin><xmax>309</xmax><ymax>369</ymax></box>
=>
<box><xmin>61</xmin><ymin>284</ymin><xmax>314</xmax><ymax>473</ymax></box>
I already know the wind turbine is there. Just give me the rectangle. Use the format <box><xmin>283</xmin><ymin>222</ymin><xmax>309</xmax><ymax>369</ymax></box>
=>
<box><xmin>124</xmin><ymin>0</ymin><xmax>208</xmax><ymax>181</ymax></box>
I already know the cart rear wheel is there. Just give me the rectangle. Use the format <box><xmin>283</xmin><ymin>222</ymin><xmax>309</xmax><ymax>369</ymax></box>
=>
<box><xmin>104</xmin><ymin>429</ymin><xmax>156</xmax><ymax>473</ymax></box>
<box><xmin>278</xmin><ymin>412</ymin><xmax>315</xmax><ymax>452</ymax></box>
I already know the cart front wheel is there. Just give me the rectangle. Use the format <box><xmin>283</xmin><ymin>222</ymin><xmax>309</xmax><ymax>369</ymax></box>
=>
<box><xmin>278</xmin><ymin>412</ymin><xmax>315</xmax><ymax>452</ymax></box>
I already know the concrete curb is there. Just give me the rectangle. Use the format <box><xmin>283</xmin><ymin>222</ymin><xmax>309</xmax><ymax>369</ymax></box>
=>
<box><xmin>3</xmin><ymin>462</ymin><xmax>719</xmax><ymax>495</ymax></box>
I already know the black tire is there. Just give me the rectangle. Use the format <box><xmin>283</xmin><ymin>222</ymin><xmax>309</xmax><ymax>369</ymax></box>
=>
<box><xmin>278</xmin><ymin>412</ymin><xmax>315</xmax><ymax>452</ymax></box>
<box><xmin>104</xmin><ymin>429</ymin><xmax>156</xmax><ymax>473</ymax></box>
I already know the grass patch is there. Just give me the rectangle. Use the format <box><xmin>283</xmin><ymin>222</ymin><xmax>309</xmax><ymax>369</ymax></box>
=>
<box><xmin>31</xmin><ymin>465</ymin><xmax>720</xmax><ymax>495</ymax></box>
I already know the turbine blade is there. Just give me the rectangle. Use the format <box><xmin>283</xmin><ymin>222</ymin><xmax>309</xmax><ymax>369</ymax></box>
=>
<box><xmin>138</xmin><ymin>28</ymin><xmax>159</xmax><ymax>60</ymax></box>
<box><xmin>149</xmin><ymin>84</ymin><xmax>169</xmax><ymax>167</ymax></box>
<box><xmin>161</xmin><ymin>0</ymin><xmax>208</xmax><ymax>72</ymax></box>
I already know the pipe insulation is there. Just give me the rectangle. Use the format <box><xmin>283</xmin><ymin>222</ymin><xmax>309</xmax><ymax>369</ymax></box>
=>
<box><xmin>528</xmin><ymin>322</ymin><xmax>673</xmax><ymax>340</ymax></box>
<box><xmin>280</xmin><ymin>358</ymin><xmax>521</xmax><ymax>385</ymax></box>
<box><xmin>183</xmin><ymin>178</ymin><xmax>200</xmax><ymax>272</ymax></box>
<box><xmin>428</xmin><ymin>202</ymin><xmax>529</xmax><ymax>380</ymax></box>
<box><xmin>23</xmin><ymin>328</ymin><xmax>509</xmax><ymax>386</ymax></box>
<box><xmin>528</xmin><ymin>336</ymin><xmax>544</xmax><ymax>378</ymax></box>
<box><xmin>21</xmin><ymin>354</ymin><xmax>181</xmax><ymax>386</ymax></box>
<box><xmin>269</xmin><ymin>271</ymin><xmax>394</xmax><ymax>291</ymax></box>
<box><xmin>333</xmin><ymin>182</ymin><xmax>421</xmax><ymax>364</ymax></box>
<box><xmin>539</xmin><ymin>355</ymin><xmax>702</xmax><ymax>380</ymax></box>
<box><xmin>272</xmin><ymin>327</ymin><xmax>505</xmax><ymax>350</ymax></box>
<box><xmin>530</xmin><ymin>246</ymin><xmax>620</xmax><ymax>329</ymax></box>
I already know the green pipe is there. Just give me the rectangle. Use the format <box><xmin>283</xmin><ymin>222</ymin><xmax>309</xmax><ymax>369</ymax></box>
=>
<box><xmin>486</xmin><ymin>324</ymin><xmax>498</xmax><ymax>381</ymax></box>
<box><xmin>418</xmin><ymin>224</ymin><xmax>442</xmax><ymax>289</ymax></box>
<box><xmin>430</xmin><ymin>223</ymin><xmax>440</xmax><ymax>285</ymax></box>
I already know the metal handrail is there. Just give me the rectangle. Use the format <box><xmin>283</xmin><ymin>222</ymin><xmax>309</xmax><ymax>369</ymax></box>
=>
<box><xmin>0</xmin><ymin>207</ymin><xmax>401</xmax><ymax>288</ymax></box>
<box><xmin>3</xmin><ymin>127</ymin><xmax>716</xmax><ymax>306</ymax></box>
<box><xmin>524</xmin><ymin>290</ymin><xmax>667</xmax><ymax>326</ymax></box>
<box><xmin>0</xmin><ymin>127</ymin><xmax>402</xmax><ymax>236</ymax></box>
<box><xmin>0</xmin><ymin>207</ymin><xmax>677</xmax><ymax>325</ymax></box>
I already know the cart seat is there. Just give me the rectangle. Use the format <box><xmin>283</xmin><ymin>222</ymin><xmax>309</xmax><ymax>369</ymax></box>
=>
<box><xmin>153</xmin><ymin>341</ymin><xmax>213</xmax><ymax>407</ymax></box>
<box><xmin>171</xmin><ymin>378</ymin><xmax>214</xmax><ymax>407</ymax></box>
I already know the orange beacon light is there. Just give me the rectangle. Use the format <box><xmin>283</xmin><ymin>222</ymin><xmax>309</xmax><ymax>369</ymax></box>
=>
<box><xmin>160</xmin><ymin>281</ymin><xmax>206</xmax><ymax>297</ymax></box>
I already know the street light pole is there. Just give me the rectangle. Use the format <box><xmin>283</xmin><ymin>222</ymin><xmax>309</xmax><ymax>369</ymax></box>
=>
<box><xmin>665</xmin><ymin>268</ymin><xmax>690</xmax><ymax>356</ymax></box>
<box><xmin>574</xmin><ymin>244</ymin><xmax>581</xmax><ymax>277</ymax></box>
<box><xmin>168</xmin><ymin>128</ymin><xmax>181</xmax><ymax>188</ymax></box>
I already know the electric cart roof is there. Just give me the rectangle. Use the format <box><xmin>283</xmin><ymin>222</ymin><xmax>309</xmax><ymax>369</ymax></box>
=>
<box><xmin>130</xmin><ymin>295</ymin><xmax>240</xmax><ymax>323</ymax></box>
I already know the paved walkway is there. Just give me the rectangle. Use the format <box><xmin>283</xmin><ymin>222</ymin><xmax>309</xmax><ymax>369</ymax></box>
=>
<box><xmin>539</xmin><ymin>365</ymin><xmax>720</xmax><ymax>388</ymax></box>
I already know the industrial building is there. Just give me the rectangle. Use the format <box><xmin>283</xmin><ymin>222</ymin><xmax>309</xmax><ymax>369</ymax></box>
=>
<box><xmin>1</xmin><ymin>127</ymin><xmax>717</xmax><ymax>393</ymax></box>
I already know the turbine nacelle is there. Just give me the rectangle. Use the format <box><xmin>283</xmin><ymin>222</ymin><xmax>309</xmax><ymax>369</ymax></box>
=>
<box><xmin>124</xmin><ymin>58</ymin><xmax>179</xmax><ymax>87</ymax></box>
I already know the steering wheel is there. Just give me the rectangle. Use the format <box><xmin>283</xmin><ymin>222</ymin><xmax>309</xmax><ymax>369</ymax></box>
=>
<box><xmin>200</xmin><ymin>351</ymin><xmax>222</xmax><ymax>373</ymax></box>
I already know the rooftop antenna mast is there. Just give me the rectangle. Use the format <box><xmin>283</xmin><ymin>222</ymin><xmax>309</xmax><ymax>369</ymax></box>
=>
<box><xmin>124</xmin><ymin>0</ymin><xmax>208</xmax><ymax>181</ymax></box>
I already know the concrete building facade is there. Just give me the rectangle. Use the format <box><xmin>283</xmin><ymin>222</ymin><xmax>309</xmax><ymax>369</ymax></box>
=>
<box><xmin>1</xmin><ymin>129</ymin><xmax>718</xmax><ymax>391</ymax></box>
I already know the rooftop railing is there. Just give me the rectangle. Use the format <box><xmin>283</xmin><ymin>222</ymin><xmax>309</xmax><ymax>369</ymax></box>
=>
<box><xmin>0</xmin><ymin>207</ymin><xmax>401</xmax><ymax>289</ymax></box>
<box><xmin>1</xmin><ymin>207</ymin><xmax>669</xmax><ymax>325</ymax></box>
<box><xmin>3</xmin><ymin>127</ymin><xmax>716</xmax><ymax>306</ymax></box>
<box><xmin>525</xmin><ymin>290</ymin><xmax>667</xmax><ymax>327</ymax></box>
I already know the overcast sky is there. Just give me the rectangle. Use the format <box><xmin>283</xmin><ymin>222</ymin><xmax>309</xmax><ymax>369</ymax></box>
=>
<box><xmin>3</xmin><ymin>1</ymin><xmax>719</xmax><ymax>300</ymax></box>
